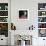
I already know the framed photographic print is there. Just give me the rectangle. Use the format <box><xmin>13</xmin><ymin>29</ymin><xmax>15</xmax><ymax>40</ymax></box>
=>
<box><xmin>18</xmin><ymin>9</ymin><xmax>29</xmax><ymax>20</ymax></box>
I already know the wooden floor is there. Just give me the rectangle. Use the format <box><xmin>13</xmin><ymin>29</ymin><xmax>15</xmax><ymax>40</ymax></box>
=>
<box><xmin>0</xmin><ymin>45</ymin><xmax>8</xmax><ymax>46</ymax></box>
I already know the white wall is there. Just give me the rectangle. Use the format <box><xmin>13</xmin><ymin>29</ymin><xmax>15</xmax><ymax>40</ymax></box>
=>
<box><xmin>11</xmin><ymin>0</ymin><xmax>46</xmax><ymax>46</ymax></box>
<box><xmin>11</xmin><ymin>0</ymin><xmax>46</xmax><ymax>30</ymax></box>
<box><xmin>11</xmin><ymin>0</ymin><xmax>38</xmax><ymax>30</ymax></box>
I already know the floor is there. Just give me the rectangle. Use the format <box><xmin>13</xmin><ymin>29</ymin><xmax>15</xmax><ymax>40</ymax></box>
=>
<box><xmin>0</xmin><ymin>45</ymin><xmax>8</xmax><ymax>46</ymax></box>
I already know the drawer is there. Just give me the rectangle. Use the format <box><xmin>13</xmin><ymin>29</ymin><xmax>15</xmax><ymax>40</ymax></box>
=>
<box><xmin>0</xmin><ymin>37</ymin><xmax>8</xmax><ymax>45</ymax></box>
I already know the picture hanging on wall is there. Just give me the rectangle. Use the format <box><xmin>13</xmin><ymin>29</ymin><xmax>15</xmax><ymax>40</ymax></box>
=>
<box><xmin>19</xmin><ymin>9</ymin><xmax>29</xmax><ymax>19</ymax></box>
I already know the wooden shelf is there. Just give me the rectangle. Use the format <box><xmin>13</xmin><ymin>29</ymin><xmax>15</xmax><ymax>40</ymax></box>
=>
<box><xmin>0</xmin><ymin>10</ymin><xmax>8</xmax><ymax>11</ymax></box>
<box><xmin>38</xmin><ymin>22</ymin><xmax>46</xmax><ymax>23</ymax></box>
<box><xmin>38</xmin><ymin>16</ymin><xmax>46</xmax><ymax>17</ymax></box>
<box><xmin>0</xmin><ymin>22</ymin><xmax>8</xmax><ymax>23</ymax></box>
<box><xmin>38</xmin><ymin>28</ymin><xmax>46</xmax><ymax>29</ymax></box>
<box><xmin>38</xmin><ymin>10</ymin><xmax>46</xmax><ymax>11</ymax></box>
<box><xmin>0</xmin><ymin>16</ymin><xmax>8</xmax><ymax>17</ymax></box>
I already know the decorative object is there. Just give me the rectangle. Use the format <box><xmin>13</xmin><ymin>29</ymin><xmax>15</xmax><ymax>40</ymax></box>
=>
<box><xmin>0</xmin><ymin>3</ymin><xmax>8</xmax><ymax>10</ymax></box>
<box><xmin>38</xmin><ymin>3</ymin><xmax>46</xmax><ymax>10</ymax></box>
<box><xmin>0</xmin><ymin>11</ymin><xmax>8</xmax><ymax>16</ymax></box>
<box><xmin>42</xmin><ymin>12</ymin><xmax>45</xmax><ymax>15</ymax></box>
<box><xmin>38</xmin><ymin>17</ymin><xmax>46</xmax><ymax>22</ymax></box>
<box><xmin>38</xmin><ymin>11</ymin><xmax>46</xmax><ymax>16</ymax></box>
<box><xmin>38</xmin><ymin>23</ymin><xmax>46</xmax><ymax>28</ymax></box>
<box><xmin>29</xmin><ymin>25</ymin><xmax>35</xmax><ymax>30</ymax></box>
<box><xmin>39</xmin><ymin>29</ymin><xmax>46</xmax><ymax>37</ymax></box>
<box><xmin>19</xmin><ymin>9</ymin><xmax>29</xmax><ymax>19</ymax></box>
<box><xmin>0</xmin><ymin>17</ymin><xmax>8</xmax><ymax>22</ymax></box>
<box><xmin>0</xmin><ymin>23</ymin><xmax>8</xmax><ymax>37</ymax></box>
<box><xmin>19</xmin><ymin>35</ymin><xmax>32</xmax><ymax>45</ymax></box>
<box><xmin>11</xmin><ymin>23</ymin><xmax>16</xmax><ymax>30</ymax></box>
<box><xmin>5</xmin><ymin>6</ymin><xmax>8</xmax><ymax>10</ymax></box>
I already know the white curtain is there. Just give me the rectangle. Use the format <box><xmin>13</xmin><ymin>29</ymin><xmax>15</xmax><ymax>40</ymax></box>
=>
<box><xmin>21</xmin><ymin>40</ymin><xmax>25</xmax><ymax>46</ymax></box>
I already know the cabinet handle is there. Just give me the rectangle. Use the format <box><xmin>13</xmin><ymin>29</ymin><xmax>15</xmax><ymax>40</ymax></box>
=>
<box><xmin>1</xmin><ymin>39</ymin><xmax>3</xmax><ymax>40</ymax></box>
<box><xmin>43</xmin><ymin>39</ymin><xmax>45</xmax><ymax>40</ymax></box>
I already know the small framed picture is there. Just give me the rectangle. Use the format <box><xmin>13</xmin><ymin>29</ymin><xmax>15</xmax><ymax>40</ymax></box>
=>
<box><xmin>19</xmin><ymin>9</ymin><xmax>29</xmax><ymax>20</ymax></box>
